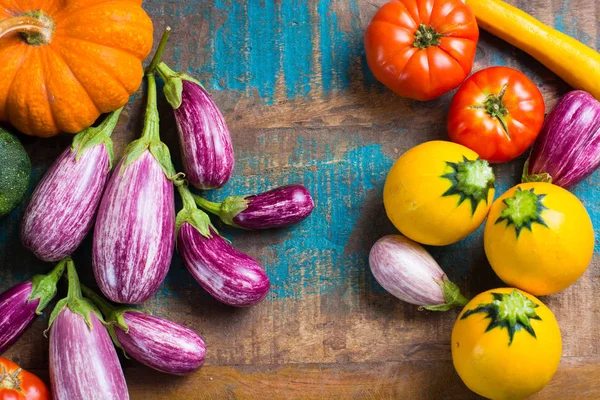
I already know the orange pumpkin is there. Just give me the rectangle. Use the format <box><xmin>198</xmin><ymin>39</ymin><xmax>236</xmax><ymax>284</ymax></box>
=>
<box><xmin>0</xmin><ymin>0</ymin><xmax>153</xmax><ymax>137</ymax></box>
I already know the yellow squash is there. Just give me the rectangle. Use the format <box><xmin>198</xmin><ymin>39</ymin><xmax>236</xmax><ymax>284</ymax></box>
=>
<box><xmin>452</xmin><ymin>288</ymin><xmax>562</xmax><ymax>400</ymax></box>
<box><xmin>465</xmin><ymin>0</ymin><xmax>600</xmax><ymax>100</ymax></box>
<box><xmin>384</xmin><ymin>141</ymin><xmax>495</xmax><ymax>246</ymax></box>
<box><xmin>484</xmin><ymin>182</ymin><xmax>594</xmax><ymax>295</ymax></box>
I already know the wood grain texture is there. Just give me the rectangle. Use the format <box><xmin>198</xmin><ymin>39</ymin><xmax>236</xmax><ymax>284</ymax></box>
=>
<box><xmin>1</xmin><ymin>0</ymin><xmax>599</xmax><ymax>399</ymax></box>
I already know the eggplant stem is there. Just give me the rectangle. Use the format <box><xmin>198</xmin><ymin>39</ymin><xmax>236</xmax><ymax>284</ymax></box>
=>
<box><xmin>140</xmin><ymin>73</ymin><xmax>160</xmax><ymax>142</ymax></box>
<box><xmin>145</xmin><ymin>27</ymin><xmax>172</xmax><ymax>75</ymax></box>
<box><xmin>65</xmin><ymin>259</ymin><xmax>82</xmax><ymax>300</ymax></box>
<box><xmin>95</xmin><ymin>106</ymin><xmax>124</xmax><ymax>135</ymax></box>
<box><xmin>193</xmin><ymin>195</ymin><xmax>222</xmax><ymax>215</ymax></box>
<box><xmin>177</xmin><ymin>184</ymin><xmax>199</xmax><ymax>211</ymax></box>
<box><xmin>81</xmin><ymin>285</ymin><xmax>117</xmax><ymax>317</ymax></box>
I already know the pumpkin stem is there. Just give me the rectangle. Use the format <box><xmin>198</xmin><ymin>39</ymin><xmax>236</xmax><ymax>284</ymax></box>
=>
<box><xmin>0</xmin><ymin>12</ymin><xmax>54</xmax><ymax>45</ymax></box>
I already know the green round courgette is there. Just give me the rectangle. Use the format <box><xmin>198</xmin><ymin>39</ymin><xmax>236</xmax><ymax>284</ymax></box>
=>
<box><xmin>0</xmin><ymin>127</ymin><xmax>31</xmax><ymax>218</ymax></box>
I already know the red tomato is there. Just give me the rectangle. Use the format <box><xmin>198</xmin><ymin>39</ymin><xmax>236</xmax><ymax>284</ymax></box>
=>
<box><xmin>448</xmin><ymin>66</ymin><xmax>545</xmax><ymax>163</ymax></box>
<box><xmin>364</xmin><ymin>0</ymin><xmax>479</xmax><ymax>101</ymax></box>
<box><xmin>0</xmin><ymin>358</ymin><xmax>49</xmax><ymax>400</ymax></box>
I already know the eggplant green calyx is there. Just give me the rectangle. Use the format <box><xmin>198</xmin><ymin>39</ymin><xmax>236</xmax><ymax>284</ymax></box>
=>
<box><xmin>121</xmin><ymin>73</ymin><xmax>177</xmax><ymax>180</ymax></box>
<box><xmin>71</xmin><ymin>107</ymin><xmax>122</xmax><ymax>169</ymax></box>
<box><xmin>29</xmin><ymin>258</ymin><xmax>67</xmax><ymax>315</ymax></box>
<box><xmin>176</xmin><ymin>184</ymin><xmax>217</xmax><ymax>238</ymax></box>
<box><xmin>521</xmin><ymin>158</ymin><xmax>553</xmax><ymax>184</ymax></box>
<box><xmin>47</xmin><ymin>258</ymin><xmax>104</xmax><ymax>333</ymax></box>
<box><xmin>422</xmin><ymin>276</ymin><xmax>469</xmax><ymax>312</ymax></box>
<box><xmin>413</xmin><ymin>24</ymin><xmax>442</xmax><ymax>49</ymax></box>
<box><xmin>194</xmin><ymin>195</ymin><xmax>249</xmax><ymax>228</ymax></box>
<box><xmin>495</xmin><ymin>187</ymin><xmax>548</xmax><ymax>238</ymax></box>
<box><xmin>156</xmin><ymin>62</ymin><xmax>202</xmax><ymax>109</ymax></box>
<box><xmin>442</xmin><ymin>157</ymin><xmax>495</xmax><ymax>215</ymax></box>
<box><xmin>461</xmin><ymin>290</ymin><xmax>541</xmax><ymax>345</ymax></box>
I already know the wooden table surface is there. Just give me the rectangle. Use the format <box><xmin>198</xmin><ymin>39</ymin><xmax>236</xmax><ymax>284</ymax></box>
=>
<box><xmin>2</xmin><ymin>0</ymin><xmax>600</xmax><ymax>399</ymax></box>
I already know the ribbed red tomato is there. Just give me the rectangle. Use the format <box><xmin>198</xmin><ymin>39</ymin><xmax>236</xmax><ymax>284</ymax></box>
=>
<box><xmin>0</xmin><ymin>358</ymin><xmax>49</xmax><ymax>400</ymax></box>
<box><xmin>364</xmin><ymin>0</ymin><xmax>479</xmax><ymax>101</ymax></box>
<box><xmin>448</xmin><ymin>66</ymin><xmax>545</xmax><ymax>163</ymax></box>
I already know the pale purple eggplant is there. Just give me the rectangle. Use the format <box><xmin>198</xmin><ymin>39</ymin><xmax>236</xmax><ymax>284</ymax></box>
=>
<box><xmin>156</xmin><ymin>62</ymin><xmax>234</xmax><ymax>189</ymax></box>
<box><xmin>82</xmin><ymin>287</ymin><xmax>206</xmax><ymax>375</ymax></box>
<box><xmin>49</xmin><ymin>260</ymin><xmax>129</xmax><ymax>400</ymax></box>
<box><xmin>194</xmin><ymin>184</ymin><xmax>315</xmax><ymax>230</ymax></box>
<box><xmin>369</xmin><ymin>235</ymin><xmax>468</xmax><ymax>311</ymax></box>
<box><xmin>524</xmin><ymin>90</ymin><xmax>600</xmax><ymax>188</ymax></box>
<box><xmin>0</xmin><ymin>260</ymin><xmax>65</xmax><ymax>354</ymax></box>
<box><xmin>176</xmin><ymin>185</ymin><xmax>270</xmax><ymax>307</ymax></box>
<box><xmin>21</xmin><ymin>108</ymin><xmax>122</xmax><ymax>262</ymax></box>
<box><xmin>93</xmin><ymin>74</ymin><xmax>176</xmax><ymax>304</ymax></box>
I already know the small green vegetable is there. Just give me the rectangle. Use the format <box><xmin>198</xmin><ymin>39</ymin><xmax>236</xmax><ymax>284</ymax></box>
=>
<box><xmin>0</xmin><ymin>127</ymin><xmax>30</xmax><ymax>218</ymax></box>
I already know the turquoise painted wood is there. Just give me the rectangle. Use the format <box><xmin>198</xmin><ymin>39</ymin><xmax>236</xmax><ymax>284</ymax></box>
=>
<box><xmin>1</xmin><ymin>1</ymin><xmax>599</xmax><ymax>398</ymax></box>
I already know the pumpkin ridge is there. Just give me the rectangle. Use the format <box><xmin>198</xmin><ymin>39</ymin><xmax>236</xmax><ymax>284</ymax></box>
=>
<box><xmin>3</xmin><ymin>44</ymin><xmax>30</xmax><ymax>128</ymax></box>
<box><xmin>38</xmin><ymin>46</ymin><xmax>59</xmax><ymax>133</ymax></box>
<box><xmin>51</xmin><ymin>37</ymin><xmax>132</xmax><ymax>112</ymax></box>
<box><xmin>53</xmin><ymin>36</ymin><xmax>139</xmax><ymax>95</ymax></box>
<box><xmin>44</xmin><ymin>42</ymin><xmax>102</xmax><ymax>129</ymax></box>
<box><xmin>51</xmin><ymin>0</ymin><xmax>143</xmax><ymax>22</ymax></box>
<box><xmin>0</xmin><ymin>40</ymin><xmax>27</xmax><ymax>119</ymax></box>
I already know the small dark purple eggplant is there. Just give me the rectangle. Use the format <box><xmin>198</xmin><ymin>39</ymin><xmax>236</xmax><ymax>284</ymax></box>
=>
<box><xmin>156</xmin><ymin>62</ymin><xmax>234</xmax><ymax>190</ymax></box>
<box><xmin>0</xmin><ymin>259</ymin><xmax>66</xmax><ymax>354</ymax></box>
<box><xmin>176</xmin><ymin>184</ymin><xmax>270</xmax><ymax>307</ymax></box>
<box><xmin>194</xmin><ymin>184</ymin><xmax>314</xmax><ymax>230</ymax></box>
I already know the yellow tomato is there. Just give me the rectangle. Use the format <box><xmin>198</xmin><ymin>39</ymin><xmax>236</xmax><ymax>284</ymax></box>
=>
<box><xmin>383</xmin><ymin>141</ymin><xmax>495</xmax><ymax>245</ymax></box>
<box><xmin>452</xmin><ymin>288</ymin><xmax>562</xmax><ymax>400</ymax></box>
<box><xmin>484</xmin><ymin>182</ymin><xmax>594</xmax><ymax>295</ymax></box>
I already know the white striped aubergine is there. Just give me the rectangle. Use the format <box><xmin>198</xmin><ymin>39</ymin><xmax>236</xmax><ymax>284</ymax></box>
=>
<box><xmin>49</xmin><ymin>260</ymin><xmax>129</xmax><ymax>400</ymax></box>
<box><xmin>93</xmin><ymin>73</ymin><xmax>177</xmax><ymax>304</ymax></box>
<box><xmin>369</xmin><ymin>235</ymin><xmax>468</xmax><ymax>311</ymax></box>
<box><xmin>93</xmin><ymin>150</ymin><xmax>175</xmax><ymax>304</ymax></box>
<box><xmin>21</xmin><ymin>109</ymin><xmax>122</xmax><ymax>262</ymax></box>
<box><xmin>82</xmin><ymin>286</ymin><xmax>206</xmax><ymax>375</ymax></box>
<box><xmin>157</xmin><ymin>62</ymin><xmax>234</xmax><ymax>189</ymax></box>
<box><xmin>176</xmin><ymin>185</ymin><xmax>270</xmax><ymax>307</ymax></box>
<box><xmin>194</xmin><ymin>184</ymin><xmax>315</xmax><ymax>230</ymax></box>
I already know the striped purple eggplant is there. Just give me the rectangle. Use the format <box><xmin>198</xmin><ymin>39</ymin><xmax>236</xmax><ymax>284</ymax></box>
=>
<box><xmin>524</xmin><ymin>90</ymin><xmax>600</xmax><ymax>188</ymax></box>
<box><xmin>93</xmin><ymin>74</ymin><xmax>176</xmax><ymax>304</ymax></box>
<box><xmin>82</xmin><ymin>287</ymin><xmax>206</xmax><ymax>375</ymax></box>
<box><xmin>0</xmin><ymin>260</ymin><xmax>65</xmax><ymax>354</ymax></box>
<box><xmin>21</xmin><ymin>109</ymin><xmax>122</xmax><ymax>262</ymax></box>
<box><xmin>49</xmin><ymin>260</ymin><xmax>128</xmax><ymax>400</ymax></box>
<box><xmin>176</xmin><ymin>185</ymin><xmax>270</xmax><ymax>307</ymax></box>
<box><xmin>369</xmin><ymin>235</ymin><xmax>468</xmax><ymax>311</ymax></box>
<box><xmin>194</xmin><ymin>184</ymin><xmax>315</xmax><ymax>230</ymax></box>
<box><xmin>157</xmin><ymin>62</ymin><xmax>234</xmax><ymax>189</ymax></box>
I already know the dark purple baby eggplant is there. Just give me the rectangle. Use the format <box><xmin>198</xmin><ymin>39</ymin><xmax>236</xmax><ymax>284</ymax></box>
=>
<box><xmin>176</xmin><ymin>185</ymin><xmax>270</xmax><ymax>307</ymax></box>
<box><xmin>21</xmin><ymin>108</ymin><xmax>122</xmax><ymax>262</ymax></box>
<box><xmin>0</xmin><ymin>260</ymin><xmax>65</xmax><ymax>354</ymax></box>
<box><xmin>93</xmin><ymin>75</ymin><xmax>176</xmax><ymax>304</ymax></box>
<box><xmin>194</xmin><ymin>184</ymin><xmax>314</xmax><ymax>230</ymax></box>
<box><xmin>157</xmin><ymin>62</ymin><xmax>234</xmax><ymax>190</ymax></box>
<box><xmin>49</xmin><ymin>260</ymin><xmax>129</xmax><ymax>399</ymax></box>
<box><xmin>82</xmin><ymin>286</ymin><xmax>206</xmax><ymax>375</ymax></box>
<box><xmin>524</xmin><ymin>90</ymin><xmax>600</xmax><ymax>188</ymax></box>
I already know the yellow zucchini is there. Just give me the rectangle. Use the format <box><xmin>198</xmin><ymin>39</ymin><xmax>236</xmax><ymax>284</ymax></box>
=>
<box><xmin>465</xmin><ymin>0</ymin><xmax>600</xmax><ymax>99</ymax></box>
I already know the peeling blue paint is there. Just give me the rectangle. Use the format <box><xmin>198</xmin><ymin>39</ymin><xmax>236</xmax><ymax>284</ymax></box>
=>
<box><xmin>281</xmin><ymin>0</ymin><xmax>312</xmax><ymax>98</ymax></box>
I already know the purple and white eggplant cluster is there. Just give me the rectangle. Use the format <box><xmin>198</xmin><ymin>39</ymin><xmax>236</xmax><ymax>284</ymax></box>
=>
<box><xmin>154</xmin><ymin>60</ymin><xmax>314</xmax><ymax>306</ymax></box>
<box><xmin>82</xmin><ymin>286</ymin><xmax>206</xmax><ymax>375</ymax></box>
<box><xmin>523</xmin><ymin>90</ymin><xmax>600</xmax><ymax>188</ymax></box>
